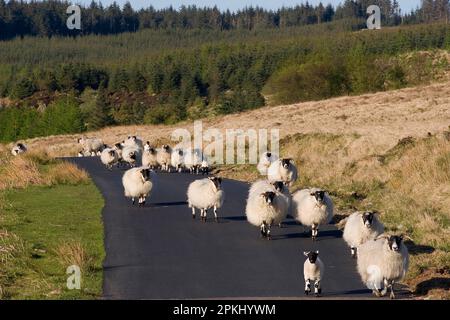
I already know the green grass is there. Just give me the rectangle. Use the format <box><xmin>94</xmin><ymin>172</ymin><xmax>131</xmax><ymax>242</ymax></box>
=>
<box><xmin>0</xmin><ymin>183</ymin><xmax>104</xmax><ymax>299</ymax></box>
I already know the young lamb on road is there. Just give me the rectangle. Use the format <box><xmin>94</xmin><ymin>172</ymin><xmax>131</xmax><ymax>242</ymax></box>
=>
<box><xmin>100</xmin><ymin>148</ymin><xmax>119</xmax><ymax>170</ymax></box>
<box><xmin>343</xmin><ymin>211</ymin><xmax>385</xmax><ymax>258</ymax></box>
<box><xmin>157</xmin><ymin>144</ymin><xmax>172</xmax><ymax>172</ymax></box>
<box><xmin>303</xmin><ymin>251</ymin><xmax>324</xmax><ymax>297</ymax></box>
<box><xmin>357</xmin><ymin>234</ymin><xmax>409</xmax><ymax>299</ymax></box>
<box><xmin>122</xmin><ymin>167</ymin><xmax>157</xmax><ymax>206</ymax></box>
<box><xmin>11</xmin><ymin>143</ymin><xmax>27</xmax><ymax>156</ymax></box>
<box><xmin>291</xmin><ymin>188</ymin><xmax>334</xmax><ymax>241</ymax></box>
<box><xmin>78</xmin><ymin>137</ymin><xmax>105</xmax><ymax>156</ymax></box>
<box><xmin>267</xmin><ymin>158</ymin><xmax>298</xmax><ymax>186</ymax></box>
<box><xmin>142</xmin><ymin>147</ymin><xmax>158</xmax><ymax>170</ymax></box>
<box><xmin>187</xmin><ymin>177</ymin><xmax>225</xmax><ymax>222</ymax></box>
<box><xmin>257</xmin><ymin>152</ymin><xmax>278</xmax><ymax>175</ymax></box>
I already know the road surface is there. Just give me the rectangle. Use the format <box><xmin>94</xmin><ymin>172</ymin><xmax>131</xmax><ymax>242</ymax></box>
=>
<box><xmin>70</xmin><ymin>157</ymin><xmax>382</xmax><ymax>299</ymax></box>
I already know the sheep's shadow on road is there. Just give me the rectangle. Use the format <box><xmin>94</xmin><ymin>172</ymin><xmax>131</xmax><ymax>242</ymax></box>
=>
<box><xmin>146</xmin><ymin>201</ymin><xmax>188</xmax><ymax>208</ymax></box>
<box><xmin>274</xmin><ymin>229</ymin><xmax>342</xmax><ymax>241</ymax></box>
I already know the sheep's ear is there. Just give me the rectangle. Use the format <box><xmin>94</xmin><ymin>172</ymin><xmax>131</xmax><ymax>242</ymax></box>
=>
<box><xmin>303</xmin><ymin>251</ymin><xmax>309</xmax><ymax>257</ymax></box>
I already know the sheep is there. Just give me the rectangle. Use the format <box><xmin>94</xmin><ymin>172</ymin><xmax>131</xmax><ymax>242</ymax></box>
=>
<box><xmin>245</xmin><ymin>181</ymin><xmax>290</xmax><ymax>240</ymax></box>
<box><xmin>187</xmin><ymin>177</ymin><xmax>225</xmax><ymax>222</ymax></box>
<box><xmin>142</xmin><ymin>146</ymin><xmax>159</xmax><ymax>170</ymax></box>
<box><xmin>100</xmin><ymin>148</ymin><xmax>119</xmax><ymax>170</ymax></box>
<box><xmin>184</xmin><ymin>148</ymin><xmax>204</xmax><ymax>174</ymax></box>
<box><xmin>171</xmin><ymin>148</ymin><xmax>185</xmax><ymax>172</ymax></box>
<box><xmin>291</xmin><ymin>188</ymin><xmax>334</xmax><ymax>241</ymax></box>
<box><xmin>257</xmin><ymin>151</ymin><xmax>278</xmax><ymax>175</ymax></box>
<box><xmin>343</xmin><ymin>211</ymin><xmax>385</xmax><ymax>258</ymax></box>
<box><xmin>77</xmin><ymin>151</ymin><xmax>84</xmax><ymax>157</ymax></box>
<box><xmin>357</xmin><ymin>234</ymin><xmax>409</xmax><ymax>299</ymax></box>
<box><xmin>303</xmin><ymin>251</ymin><xmax>324</xmax><ymax>297</ymax></box>
<box><xmin>157</xmin><ymin>144</ymin><xmax>172</xmax><ymax>172</ymax></box>
<box><xmin>144</xmin><ymin>141</ymin><xmax>151</xmax><ymax>151</ymax></box>
<box><xmin>122</xmin><ymin>167</ymin><xmax>157</xmax><ymax>206</ymax></box>
<box><xmin>11</xmin><ymin>143</ymin><xmax>27</xmax><ymax>156</ymax></box>
<box><xmin>123</xmin><ymin>135</ymin><xmax>143</xmax><ymax>151</ymax></box>
<box><xmin>77</xmin><ymin>137</ymin><xmax>105</xmax><ymax>156</ymax></box>
<box><xmin>122</xmin><ymin>145</ymin><xmax>140</xmax><ymax>168</ymax></box>
<box><xmin>199</xmin><ymin>159</ymin><xmax>210</xmax><ymax>175</ymax></box>
<box><xmin>267</xmin><ymin>158</ymin><xmax>298</xmax><ymax>186</ymax></box>
<box><xmin>249</xmin><ymin>180</ymin><xmax>291</xmax><ymax>228</ymax></box>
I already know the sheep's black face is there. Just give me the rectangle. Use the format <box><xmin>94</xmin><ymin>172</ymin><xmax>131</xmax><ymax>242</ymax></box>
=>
<box><xmin>262</xmin><ymin>191</ymin><xmax>276</xmax><ymax>205</ymax></box>
<box><xmin>311</xmin><ymin>190</ymin><xmax>325</xmax><ymax>203</ymax></box>
<box><xmin>272</xmin><ymin>181</ymin><xmax>284</xmax><ymax>192</ymax></box>
<box><xmin>266</xmin><ymin>152</ymin><xmax>272</xmax><ymax>158</ymax></box>
<box><xmin>388</xmin><ymin>236</ymin><xmax>403</xmax><ymax>252</ymax></box>
<box><xmin>362</xmin><ymin>212</ymin><xmax>374</xmax><ymax>228</ymax></box>
<box><xmin>209</xmin><ymin>177</ymin><xmax>222</xmax><ymax>189</ymax></box>
<box><xmin>178</xmin><ymin>149</ymin><xmax>183</xmax><ymax>156</ymax></box>
<box><xmin>281</xmin><ymin>158</ymin><xmax>291</xmax><ymax>168</ymax></box>
<box><xmin>304</xmin><ymin>251</ymin><xmax>319</xmax><ymax>264</ymax></box>
<box><xmin>130</xmin><ymin>152</ymin><xmax>136</xmax><ymax>160</ymax></box>
<box><xmin>163</xmin><ymin>145</ymin><xmax>170</xmax><ymax>152</ymax></box>
<box><xmin>114</xmin><ymin>143</ymin><xmax>123</xmax><ymax>150</ymax></box>
<box><xmin>149</xmin><ymin>148</ymin><xmax>156</xmax><ymax>154</ymax></box>
<box><xmin>140</xmin><ymin>169</ymin><xmax>151</xmax><ymax>181</ymax></box>
<box><xmin>17</xmin><ymin>143</ymin><xmax>25</xmax><ymax>149</ymax></box>
<box><xmin>108</xmin><ymin>150</ymin><xmax>115</xmax><ymax>157</ymax></box>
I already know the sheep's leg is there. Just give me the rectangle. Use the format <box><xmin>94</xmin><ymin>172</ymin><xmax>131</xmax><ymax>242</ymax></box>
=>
<box><xmin>389</xmin><ymin>281</ymin><xmax>396</xmax><ymax>300</ymax></box>
<box><xmin>141</xmin><ymin>196</ymin><xmax>146</xmax><ymax>206</ymax></box>
<box><xmin>312</xmin><ymin>224</ymin><xmax>318</xmax><ymax>241</ymax></box>
<box><xmin>201</xmin><ymin>209</ymin><xmax>206</xmax><ymax>222</ymax></box>
<box><xmin>213</xmin><ymin>206</ymin><xmax>218</xmax><ymax>222</ymax></box>
<box><xmin>260</xmin><ymin>224</ymin><xmax>267</xmax><ymax>238</ymax></box>
<box><xmin>304</xmin><ymin>279</ymin><xmax>311</xmax><ymax>295</ymax></box>
<box><xmin>131</xmin><ymin>197</ymin><xmax>135</xmax><ymax>205</ymax></box>
<box><xmin>380</xmin><ymin>278</ymin><xmax>389</xmax><ymax>297</ymax></box>
<box><xmin>266</xmin><ymin>224</ymin><xmax>272</xmax><ymax>240</ymax></box>
<box><xmin>191</xmin><ymin>207</ymin><xmax>196</xmax><ymax>219</ymax></box>
<box><xmin>278</xmin><ymin>222</ymin><xmax>283</xmax><ymax>228</ymax></box>
<box><xmin>314</xmin><ymin>280</ymin><xmax>321</xmax><ymax>296</ymax></box>
<box><xmin>351</xmin><ymin>247</ymin><xmax>356</xmax><ymax>258</ymax></box>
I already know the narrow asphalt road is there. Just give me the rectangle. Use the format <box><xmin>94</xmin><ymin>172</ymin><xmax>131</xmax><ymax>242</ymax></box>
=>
<box><xmin>69</xmin><ymin>157</ymin><xmax>375</xmax><ymax>299</ymax></box>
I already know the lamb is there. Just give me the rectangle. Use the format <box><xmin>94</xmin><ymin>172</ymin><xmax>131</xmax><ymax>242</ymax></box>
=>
<box><xmin>142</xmin><ymin>146</ymin><xmax>159</xmax><ymax>170</ymax></box>
<box><xmin>187</xmin><ymin>177</ymin><xmax>225</xmax><ymax>222</ymax></box>
<box><xmin>11</xmin><ymin>143</ymin><xmax>27</xmax><ymax>156</ymax></box>
<box><xmin>171</xmin><ymin>148</ymin><xmax>185</xmax><ymax>172</ymax></box>
<box><xmin>291</xmin><ymin>188</ymin><xmax>334</xmax><ymax>241</ymax></box>
<box><xmin>77</xmin><ymin>137</ymin><xmax>105</xmax><ymax>156</ymax></box>
<box><xmin>122</xmin><ymin>145</ymin><xmax>140</xmax><ymax>167</ymax></box>
<box><xmin>343</xmin><ymin>211</ymin><xmax>385</xmax><ymax>258</ymax></box>
<box><xmin>245</xmin><ymin>181</ymin><xmax>290</xmax><ymax>240</ymax></box>
<box><xmin>100</xmin><ymin>148</ymin><xmax>119</xmax><ymax>170</ymax></box>
<box><xmin>267</xmin><ymin>158</ymin><xmax>298</xmax><ymax>186</ymax></box>
<box><xmin>157</xmin><ymin>144</ymin><xmax>172</xmax><ymax>172</ymax></box>
<box><xmin>303</xmin><ymin>251</ymin><xmax>324</xmax><ymax>297</ymax></box>
<box><xmin>123</xmin><ymin>135</ymin><xmax>143</xmax><ymax>150</ymax></box>
<box><xmin>257</xmin><ymin>152</ymin><xmax>278</xmax><ymax>175</ymax></box>
<box><xmin>357</xmin><ymin>234</ymin><xmax>409</xmax><ymax>299</ymax></box>
<box><xmin>122</xmin><ymin>167</ymin><xmax>157</xmax><ymax>206</ymax></box>
<box><xmin>184</xmin><ymin>148</ymin><xmax>204</xmax><ymax>174</ymax></box>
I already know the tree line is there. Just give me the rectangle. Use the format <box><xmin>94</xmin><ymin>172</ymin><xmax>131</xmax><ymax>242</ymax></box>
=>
<box><xmin>1</xmin><ymin>0</ymin><xmax>449</xmax><ymax>40</ymax></box>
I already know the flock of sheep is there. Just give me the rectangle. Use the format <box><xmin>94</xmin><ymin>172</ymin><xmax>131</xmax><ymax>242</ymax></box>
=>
<box><xmin>10</xmin><ymin>136</ymin><xmax>410</xmax><ymax>299</ymax></box>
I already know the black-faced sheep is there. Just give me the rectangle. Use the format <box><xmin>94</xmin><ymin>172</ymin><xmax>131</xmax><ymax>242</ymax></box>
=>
<box><xmin>100</xmin><ymin>148</ymin><xmax>119</xmax><ymax>170</ymax></box>
<box><xmin>184</xmin><ymin>148</ymin><xmax>204</xmax><ymax>174</ymax></box>
<box><xmin>257</xmin><ymin>152</ymin><xmax>278</xmax><ymax>175</ymax></box>
<box><xmin>357</xmin><ymin>234</ymin><xmax>409</xmax><ymax>299</ymax></box>
<box><xmin>187</xmin><ymin>177</ymin><xmax>225</xmax><ymax>222</ymax></box>
<box><xmin>11</xmin><ymin>143</ymin><xmax>27</xmax><ymax>156</ymax></box>
<box><xmin>292</xmin><ymin>188</ymin><xmax>334</xmax><ymax>241</ymax></box>
<box><xmin>122</xmin><ymin>167</ymin><xmax>157</xmax><ymax>206</ymax></box>
<box><xmin>343</xmin><ymin>211</ymin><xmax>385</xmax><ymax>258</ymax></box>
<box><xmin>267</xmin><ymin>158</ymin><xmax>298</xmax><ymax>186</ymax></box>
<box><xmin>157</xmin><ymin>144</ymin><xmax>172</xmax><ymax>172</ymax></box>
<box><xmin>123</xmin><ymin>135</ymin><xmax>143</xmax><ymax>150</ymax></box>
<box><xmin>303</xmin><ymin>251</ymin><xmax>324</xmax><ymax>297</ymax></box>
<box><xmin>122</xmin><ymin>145</ymin><xmax>140</xmax><ymax>167</ymax></box>
<box><xmin>142</xmin><ymin>146</ymin><xmax>158</xmax><ymax>170</ymax></box>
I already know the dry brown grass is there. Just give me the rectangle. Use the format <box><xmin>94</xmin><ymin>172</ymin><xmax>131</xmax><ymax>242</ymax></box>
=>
<box><xmin>55</xmin><ymin>241</ymin><xmax>93</xmax><ymax>272</ymax></box>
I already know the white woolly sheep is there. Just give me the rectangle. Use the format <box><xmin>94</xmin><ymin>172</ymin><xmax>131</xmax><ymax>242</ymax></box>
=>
<box><xmin>303</xmin><ymin>251</ymin><xmax>324</xmax><ymax>297</ymax></box>
<box><xmin>171</xmin><ymin>148</ymin><xmax>185</xmax><ymax>172</ymax></box>
<box><xmin>123</xmin><ymin>135</ymin><xmax>143</xmax><ymax>150</ymax></box>
<box><xmin>257</xmin><ymin>151</ymin><xmax>278</xmax><ymax>175</ymax></box>
<box><xmin>357</xmin><ymin>234</ymin><xmax>409</xmax><ymax>299</ymax></box>
<box><xmin>184</xmin><ymin>148</ymin><xmax>204</xmax><ymax>174</ymax></box>
<box><xmin>122</xmin><ymin>145</ymin><xmax>140</xmax><ymax>167</ymax></box>
<box><xmin>267</xmin><ymin>158</ymin><xmax>298</xmax><ymax>186</ymax></box>
<box><xmin>77</xmin><ymin>137</ymin><xmax>105</xmax><ymax>156</ymax></box>
<box><xmin>343</xmin><ymin>211</ymin><xmax>385</xmax><ymax>258</ymax></box>
<box><xmin>187</xmin><ymin>177</ymin><xmax>225</xmax><ymax>222</ymax></box>
<box><xmin>142</xmin><ymin>146</ymin><xmax>159</xmax><ymax>170</ymax></box>
<box><xmin>100</xmin><ymin>148</ymin><xmax>119</xmax><ymax>170</ymax></box>
<box><xmin>122</xmin><ymin>167</ymin><xmax>157</xmax><ymax>206</ymax></box>
<box><xmin>292</xmin><ymin>188</ymin><xmax>334</xmax><ymax>241</ymax></box>
<box><xmin>157</xmin><ymin>144</ymin><xmax>172</xmax><ymax>172</ymax></box>
<box><xmin>11</xmin><ymin>143</ymin><xmax>27</xmax><ymax>156</ymax></box>
<box><xmin>246</xmin><ymin>180</ymin><xmax>290</xmax><ymax>240</ymax></box>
